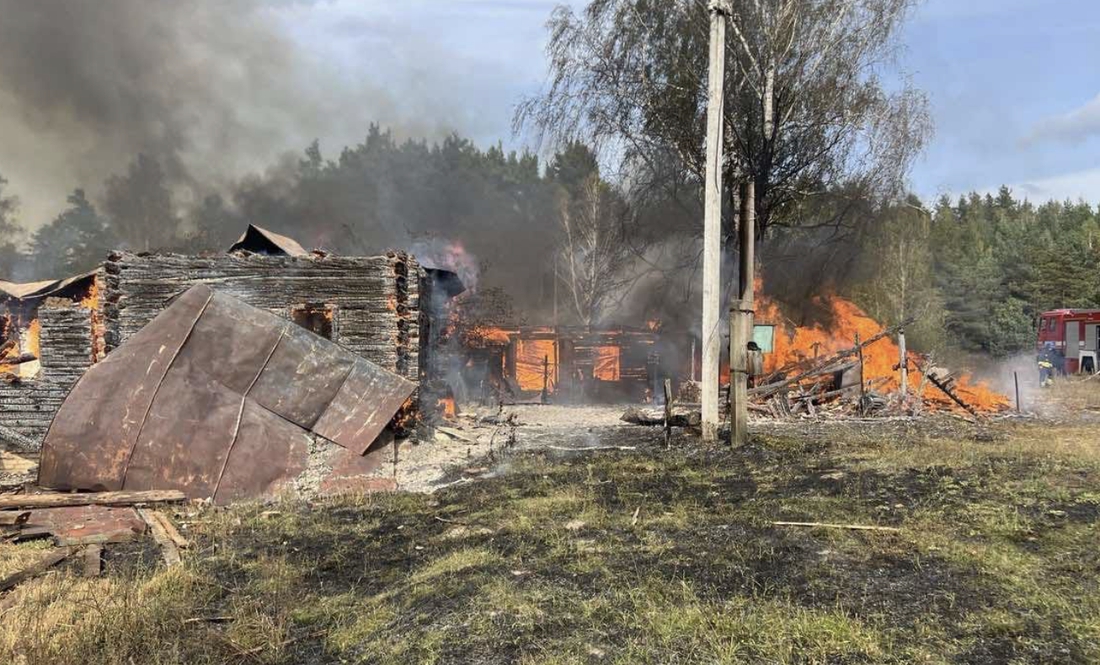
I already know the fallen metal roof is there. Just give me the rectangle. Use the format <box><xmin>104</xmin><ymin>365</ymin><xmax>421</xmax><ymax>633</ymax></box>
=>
<box><xmin>227</xmin><ymin>224</ymin><xmax>310</xmax><ymax>257</ymax></box>
<box><xmin>423</xmin><ymin>266</ymin><xmax>467</xmax><ymax>299</ymax></box>
<box><xmin>0</xmin><ymin>270</ymin><xmax>98</xmax><ymax>302</ymax></box>
<box><xmin>38</xmin><ymin>284</ymin><xmax>415</xmax><ymax>503</ymax></box>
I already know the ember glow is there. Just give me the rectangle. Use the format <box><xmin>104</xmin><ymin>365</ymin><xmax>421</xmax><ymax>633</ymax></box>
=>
<box><xmin>754</xmin><ymin>288</ymin><xmax>1009</xmax><ymax>413</ymax></box>
<box><xmin>437</xmin><ymin>396</ymin><xmax>457</xmax><ymax>420</ymax></box>
<box><xmin>17</xmin><ymin>318</ymin><xmax>40</xmax><ymax>378</ymax></box>
<box><xmin>593</xmin><ymin>346</ymin><xmax>620</xmax><ymax>381</ymax></box>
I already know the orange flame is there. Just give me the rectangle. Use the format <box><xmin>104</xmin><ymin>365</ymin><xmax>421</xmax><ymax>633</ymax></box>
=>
<box><xmin>1</xmin><ymin>318</ymin><xmax>42</xmax><ymax>378</ymax></box>
<box><xmin>593</xmin><ymin>346</ymin><xmax>620</xmax><ymax>381</ymax></box>
<box><xmin>79</xmin><ymin>280</ymin><xmax>100</xmax><ymax>310</ymax></box>
<box><xmin>437</xmin><ymin>396</ymin><xmax>457</xmax><ymax>420</ymax></box>
<box><xmin>754</xmin><ymin>287</ymin><xmax>1009</xmax><ymax>413</ymax></box>
<box><xmin>515</xmin><ymin>338</ymin><xmax>556</xmax><ymax>391</ymax></box>
<box><xmin>466</xmin><ymin>325</ymin><xmax>512</xmax><ymax>347</ymax></box>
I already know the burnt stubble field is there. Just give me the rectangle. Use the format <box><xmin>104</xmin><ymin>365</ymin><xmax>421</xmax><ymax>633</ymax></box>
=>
<box><xmin>2</xmin><ymin>405</ymin><xmax>1100</xmax><ymax>664</ymax></box>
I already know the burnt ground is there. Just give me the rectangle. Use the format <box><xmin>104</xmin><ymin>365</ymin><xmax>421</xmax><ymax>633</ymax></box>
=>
<box><xmin>2</xmin><ymin>406</ymin><xmax>1100</xmax><ymax>664</ymax></box>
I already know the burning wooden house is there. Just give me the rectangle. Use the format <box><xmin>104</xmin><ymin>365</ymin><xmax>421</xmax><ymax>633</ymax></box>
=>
<box><xmin>458</xmin><ymin>325</ymin><xmax>660</xmax><ymax>404</ymax></box>
<box><xmin>1</xmin><ymin>225</ymin><xmax>462</xmax><ymax>454</ymax></box>
<box><xmin>1</xmin><ymin>272</ymin><xmax>103</xmax><ymax>448</ymax></box>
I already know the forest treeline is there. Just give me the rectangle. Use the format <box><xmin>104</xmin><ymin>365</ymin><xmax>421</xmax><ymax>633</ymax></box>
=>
<box><xmin>844</xmin><ymin>187</ymin><xmax>1100</xmax><ymax>358</ymax></box>
<box><xmin>0</xmin><ymin>130</ymin><xmax>648</xmax><ymax>328</ymax></box>
<box><xmin>1</xmin><ymin>133</ymin><xmax>1098</xmax><ymax>359</ymax></box>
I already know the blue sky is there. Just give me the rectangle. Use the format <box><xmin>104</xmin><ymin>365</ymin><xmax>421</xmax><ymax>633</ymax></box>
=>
<box><xmin>901</xmin><ymin>0</ymin><xmax>1100</xmax><ymax>203</ymax></box>
<box><xmin>275</xmin><ymin>0</ymin><xmax>1100</xmax><ymax>205</ymax></box>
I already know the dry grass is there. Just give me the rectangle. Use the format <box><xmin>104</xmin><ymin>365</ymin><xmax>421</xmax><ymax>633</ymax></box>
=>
<box><xmin>1042</xmin><ymin>375</ymin><xmax>1100</xmax><ymax>412</ymax></box>
<box><xmin>1</xmin><ymin>417</ymin><xmax>1098</xmax><ymax>663</ymax></box>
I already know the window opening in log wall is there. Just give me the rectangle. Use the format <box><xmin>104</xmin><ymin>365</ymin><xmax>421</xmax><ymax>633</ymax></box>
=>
<box><xmin>290</xmin><ymin>304</ymin><xmax>336</xmax><ymax>340</ymax></box>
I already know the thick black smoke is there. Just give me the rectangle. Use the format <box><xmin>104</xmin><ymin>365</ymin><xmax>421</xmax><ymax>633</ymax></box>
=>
<box><xmin>0</xmin><ymin>0</ymin><xmax>459</xmax><ymax>228</ymax></box>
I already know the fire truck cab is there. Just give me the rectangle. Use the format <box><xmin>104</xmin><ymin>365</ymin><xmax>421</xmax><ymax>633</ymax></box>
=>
<box><xmin>1037</xmin><ymin>309</ymin><xmax>1100</xmax><ymax>374</ymax></box>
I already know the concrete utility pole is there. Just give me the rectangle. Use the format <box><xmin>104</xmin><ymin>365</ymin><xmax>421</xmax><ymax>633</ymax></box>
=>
<box><xmin>701</xmin><ymin>0</ymin><xmax>729</xmax><ymax>441</ymax></box>
<box><xmin>729</xmin><ymin>180</ymin><xmax>754</xmax><ymax>446</ymax></box>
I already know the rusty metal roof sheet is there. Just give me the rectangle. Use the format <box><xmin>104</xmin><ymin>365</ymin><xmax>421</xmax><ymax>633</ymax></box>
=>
<box><xmin>0</xmin><ymin>270</ymin><xmax>98</xmax><ymax>302</ymax></box>
<box><xmin>38</xmin><ymin>284</ymin><xmax>415</xmax><ymax>503</ymax></box>
<box><xmin>227</xmin><ymin>224</ymin><xmax>309</xmax><ymax>257</ymax></box>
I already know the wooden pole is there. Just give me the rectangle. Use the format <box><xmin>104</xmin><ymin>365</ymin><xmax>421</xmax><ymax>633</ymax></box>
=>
<box><xmin>700</xmin><ymin>0</ymin><xmax>728</xmax><ymax>441</ymax></box>
<box><xmin>855</xmin><ymin>332</ymin><xmax>865</xmax><ymax>414</ymax></box>
<box><xmin>739</xmin><ymin>181</ymin><xmax>755</xmax><ymax>305</ymax></box>
<box><xmin>729</xmin><ymin>300</ymin><xmax>753</xmax><ymax>445</ymax></box>
<box><xmin>541</xmin><ymin>354</ymin><xmax>550</xmax><ymax>404</ymax></box>
<box><xmin>1014</xmin><ymin>371</ymin><xmax>1021</xmax><ymax>413</ymax></box>
<box><xmin>663</xmin><ymin>378</ymin><xmax>673</xmax><ymax>447</ymax></box>
<box><xmin>730</xmin><ymin>180</ymin><xmax>755</xmax><ymax>446</ymax></box>
<box><xmin>898</xmin><ymin>329</ymin><xmax>908</xmax><ymax>396</ymax></box>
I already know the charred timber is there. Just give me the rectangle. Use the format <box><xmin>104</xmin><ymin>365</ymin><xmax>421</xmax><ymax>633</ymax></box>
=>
<box><xmin>757</xmin><ymin>318</ymin><xmax>913</xmax><ymax>387</ymax></box>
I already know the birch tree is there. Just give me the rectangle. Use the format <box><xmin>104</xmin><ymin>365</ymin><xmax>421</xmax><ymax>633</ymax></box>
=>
<box><xmin>517</xmin><ymin>0</ymin><xmax>932</xmax><ymax>242</ymax></box>
<box><xmin>556</xmin><ymin>174</ymin><xmax>637</xmax><ymax>326</ymax></box>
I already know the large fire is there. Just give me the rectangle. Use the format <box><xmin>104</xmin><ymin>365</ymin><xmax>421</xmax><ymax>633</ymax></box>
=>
<box><xmin>515</xmin><ymin>338</ymin><xmax>556</xmax><ymax>391</ymax></box>
<box><xmin>754</xmin><ymin>288</ymin><xmax>1009</xmax><ymax>413</ymax></box>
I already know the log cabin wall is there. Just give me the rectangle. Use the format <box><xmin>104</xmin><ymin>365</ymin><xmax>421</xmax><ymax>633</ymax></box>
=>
<box><xmin>101</xmin><ymin>250</ymin><xmax>423</xmax><ymax>383</ymax></box>
<box><xmin>1</xmin><ymin>250</ymin><xmax>429</xmax><ymax>451</ymax></box>
<box><xmin>0</xmin><ymin>296</ymin><xmax>99</xmax><ymax>448</ymax></box>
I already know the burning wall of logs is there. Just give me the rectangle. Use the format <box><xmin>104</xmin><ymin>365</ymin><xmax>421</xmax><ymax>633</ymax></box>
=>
<box><xmin>453</xmin><ymin>325</ymin><xmax>659</xmax><ymax>406</ymax></box>
<box><xmin>1</xmin><ymin>274</ymin><xmax>104</xmax><ymax>447</ymax></box>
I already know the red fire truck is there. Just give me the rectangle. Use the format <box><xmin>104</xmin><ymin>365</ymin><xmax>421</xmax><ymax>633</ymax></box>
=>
<box><xmin>1037</xmin><ymin>309</ymin><xmax>1100</xmax><ymax>374</ymax></box>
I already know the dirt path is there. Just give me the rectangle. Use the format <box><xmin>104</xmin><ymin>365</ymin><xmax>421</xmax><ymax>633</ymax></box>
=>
<box><xmin>393</xmin><ymin>404</ymin><xmax>653</xmax><ymax>492</ymax></box>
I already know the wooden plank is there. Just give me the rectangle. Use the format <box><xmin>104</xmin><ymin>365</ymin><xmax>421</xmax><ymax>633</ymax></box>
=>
<box><xmin>0</xmin><ymin>451</ymin><xmax>37</xmax><ymax>474</ymax></box>
<box><xmin>0</xmin><ymin>547</ymin><xmax>72</xmax><ymax>591</ymax></box>
<box><xmin>55</xmin><ymin>529</ymin><xmax>141</xmax><ymax>547</ymax></box>
<box><xmin>83</xmin><ymin>545</ymin><xmax>103</xmax><ymax>577</ymax></box>
<box><xmin>772</xmin><ymin>521</ymin><xmax>901</xmax><ymax>533</ymax></box>
<box><xmin>150</xmin><ymin>511</ymin><xmax>189</xmax><ymax>549</ymax></box>
<box><xmin>0</xmin><ymin>511</ymin><xmax>30</xmax><ymax>526</ymax></box>
<box><xmin>0</xmin><ymin>490</ymin><xmax>186</xmax><ymax>509</ymax></box>
<box><xmin>435</xmin><ymin>426</ymin><xmax>476</xmax><ymax>443</ymax></box>
<box><xmin>6</xmin><ymin>526</ymin><xmax>52</xmax><ymax>542</ymax></box>
<box><xmin>138</xmin><ymin>508</ymin><xmax>180</xmax><ymax>566</ymax></box>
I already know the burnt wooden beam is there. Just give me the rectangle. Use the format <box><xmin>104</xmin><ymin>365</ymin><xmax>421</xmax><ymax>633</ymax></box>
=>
<box><xmin>0</xmin><ymin>490</ymin><xmax>186</xmax><ymax>509</ymax></box>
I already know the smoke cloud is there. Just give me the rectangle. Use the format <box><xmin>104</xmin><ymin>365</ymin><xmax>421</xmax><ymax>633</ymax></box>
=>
<box><xmin>0</xmin><ymin>0</ymin><xmax>489</xmax><ymax>229</ymax></box>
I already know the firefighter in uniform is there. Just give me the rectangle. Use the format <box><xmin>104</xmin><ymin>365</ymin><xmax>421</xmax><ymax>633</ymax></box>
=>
<box><xmin>1038</xmin><ymin>342</ymin><xmax>1055</xmax><ymax>387</ymax></box>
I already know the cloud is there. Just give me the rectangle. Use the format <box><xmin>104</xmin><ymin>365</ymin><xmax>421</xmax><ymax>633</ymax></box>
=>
<box><xmin>1023</xmin><ymin>93</ymin><xmax>1100</xmax><ymax>145</ymax></box>
<box><xmin>1010</xmin><ymin>165</ymin><xmax>1100</xmax><ymax>204</ymax></box>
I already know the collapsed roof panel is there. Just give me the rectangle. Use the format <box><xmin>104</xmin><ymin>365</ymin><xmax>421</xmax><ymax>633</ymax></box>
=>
<box><xmin>227</xmin><ymin>224</ymin><xmax>309</xmax><ymax>257</ymax></box>
<box><xmin>313</xmin><ymin>358</ymin><xmax>417</xmax><ymax>455</ymax></box>
<box><xmin>38</xmin><ymin>284</ymin><xmax>416</xmax><ymax>502</ymax></box>
<box><xmin>423</xmin><ymin>266</ymin><xmax>466</xmax><ymax>299</ymax></box>
<box><xmin>0</xmin><ymin>270</ymin><xmax>99</xmax><ymax>302</ymax></box>
<box><xmin>37</xmin><ymin>284</ymin><xmax>209</xmax><ymax>491</ymax></box>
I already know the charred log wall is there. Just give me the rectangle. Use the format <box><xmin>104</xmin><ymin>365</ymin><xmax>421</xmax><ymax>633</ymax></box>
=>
<box><xmin>101</xmin><ymin>251</ymin><xmax>424</xmax><ymax>383</ymax></box>
<box><xmin>2</xmin><ymin>252</ymin><xmax>429</xmax><ymax>449</ymax></box>
<box><xmin>0</xmin><ymin>299</ymin><xmax>97</xmax><ymax>448</ymax></box>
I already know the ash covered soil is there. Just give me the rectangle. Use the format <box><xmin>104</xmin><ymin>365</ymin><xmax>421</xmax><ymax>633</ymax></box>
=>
<box><xmin>3</xmin><ymin>406</ymin><xmax>1100</xmax><ymax>663</ymax></box>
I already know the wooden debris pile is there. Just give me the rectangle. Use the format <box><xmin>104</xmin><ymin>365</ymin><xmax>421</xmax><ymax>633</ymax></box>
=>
<box><xmin>626</xmin><ymin>323</ymin><xmax>1003</xmax><ymax>430</ymax></box>
<box><xmin>0</xmin><ymin>489</ymin><xmax>188</xmax><ymax>594</ymax></box>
